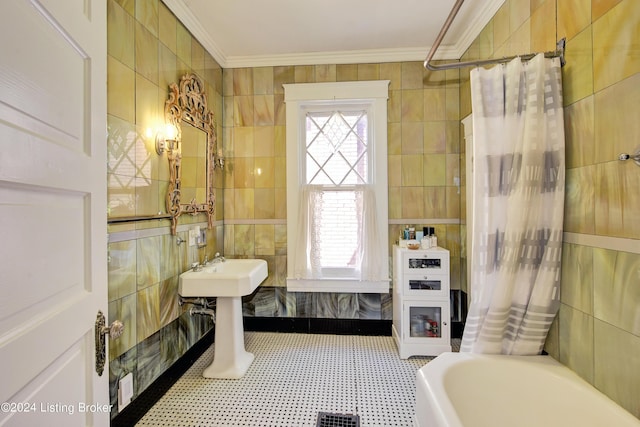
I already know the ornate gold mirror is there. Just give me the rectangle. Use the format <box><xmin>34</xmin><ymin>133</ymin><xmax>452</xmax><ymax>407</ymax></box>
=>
<box><xmin>163</xmin><ymin>73</ymin><xmax>217</xmax><ymax>235</ymax></box>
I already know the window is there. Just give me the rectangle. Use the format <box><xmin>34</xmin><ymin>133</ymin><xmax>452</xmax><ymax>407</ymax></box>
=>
<box><xmin>284</xmin><ymin>81</ymin><xmax>390</xmax><ymax>293</ymax></box>
<box><xmin>306</xmin><ymin>108</ymin><xmax>368</xmax><ymax>274</ymax></box>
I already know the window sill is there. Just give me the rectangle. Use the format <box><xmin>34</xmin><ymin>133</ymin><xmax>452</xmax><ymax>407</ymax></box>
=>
<box><xmin>287</xmin><ymin>278</ymin><xmax>390</xmax><ymax>293</ymax></box>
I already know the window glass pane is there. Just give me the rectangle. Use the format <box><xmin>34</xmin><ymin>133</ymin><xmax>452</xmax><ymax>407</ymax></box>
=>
<box><xmin>305</xmin><ymin>155</ymin><xmax>321</xmax><ymax>183</ymax></box>
<box><xmin>408</xmin><ymin>279</ymin><xmax>442</xmax><ymax>291</ymax></box>
<box><xmin>307</xmin><ymin>168</ymin><xmax>333</xmax><ymax>185</ymax></box>
<box><xmin>305</xmin><ymin>110</ymin><xmax>368</xmax><ymax>186</ymax></box>
<box><xmin>322</xmin><ymin>154</ymin><xmax>351</xmax><ymax>185</ymax></box>
<box><xmin>409</xmin><ymin>306</ymin><xmax>442</xmax><ymax>338</ymax></box>
<box><xmin>307</xmin><ymin>133</ymin><xmax>332</xmax><ymax>168</ymax></box>
<box><xmin>316</xmin><ymin>190</ymin><xmax>360</xmax><ymax>268</ymax></box>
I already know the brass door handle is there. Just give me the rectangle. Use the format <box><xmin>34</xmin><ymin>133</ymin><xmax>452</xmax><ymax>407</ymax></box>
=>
<box><xmin>95</xmin><ymin>310</ymin><xmax>123</xmax><ymax>376</ymax></box>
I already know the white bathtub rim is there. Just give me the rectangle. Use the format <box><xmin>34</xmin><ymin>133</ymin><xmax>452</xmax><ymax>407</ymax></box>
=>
<box><xmin>416</xmin><ymin>352</ymin><xmax>640</xmax><ymax>427</ymax></box>
<box><xmin>416</xmin><ymin>352</ymin><xmax>465</xmax><ymax>427</ymax></box>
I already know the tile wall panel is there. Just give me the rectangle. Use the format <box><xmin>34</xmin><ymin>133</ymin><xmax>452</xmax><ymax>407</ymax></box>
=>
<box><xmin>223</xmin><ymin>54</ymin><xmax>463</xmax><ymax>299</ymax></box>
<box><xmin>106</xmin><ymin>0</ymin><xmax>222</xmax><ymax>419</ymax></box>
<box><xmin>461</xmin><ymin>0</ymin><xmax>640</xmax><ymax>418</ymax></box>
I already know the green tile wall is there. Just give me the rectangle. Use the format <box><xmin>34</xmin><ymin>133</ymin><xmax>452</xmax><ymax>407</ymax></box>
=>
<box><xmin>459</xmin><ymin>0</ymin><xmax>640</xmax><ymax>418</ymax></box>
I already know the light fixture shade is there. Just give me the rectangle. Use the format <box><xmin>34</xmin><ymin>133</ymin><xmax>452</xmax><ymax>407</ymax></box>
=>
<box><xmin>164</xmin><ymin>123</ymin><xmax>178</xmax><ymax>141</ymax></box>
<box><xmin>156</xmin><ymin>123</ymin><xmax>179</xmax><ymax>154</ymax></box>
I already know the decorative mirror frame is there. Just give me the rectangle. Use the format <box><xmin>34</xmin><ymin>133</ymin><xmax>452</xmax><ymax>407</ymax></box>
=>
<box><xmin>165</xmin><ymin>73</ymin><xmax>216</xmax><ymax>235</ymax></box>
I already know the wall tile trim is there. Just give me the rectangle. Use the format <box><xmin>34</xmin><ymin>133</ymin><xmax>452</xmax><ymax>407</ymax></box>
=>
<box><xmin>109</xmin><ymin>221</ymin><xmax>212</xmax><ymax>243</ymax></box>
<box><xmin>564</xmin><ymin>232</ymin><xmax>640</xmax><ymax>254</ymax></box>
<box><xmin>224</xmin><ymin>219</ymin><xmax>287</xmax><ymax>225</ymax></box>
<box><xmin>389</xmin><ymin>218</ymin><xmax>461</xmax><ymax>224</ymax></box>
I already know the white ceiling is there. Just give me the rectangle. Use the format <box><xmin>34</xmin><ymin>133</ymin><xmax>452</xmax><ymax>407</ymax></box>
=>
<box><xmin>162</xmin><ymin>0</ymin><xmax>504</xmax><ymax>68</ymax></box>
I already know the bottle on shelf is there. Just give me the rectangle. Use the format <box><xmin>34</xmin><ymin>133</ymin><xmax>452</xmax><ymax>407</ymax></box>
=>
<box><xmin>430</xmin><ymin>227</ymin><xmax>437</xmax><ymax>248</ymax></box>
<box><xmin>421</xmin><ymin>234</ymin><xmax>431</xmax><ymax>249</ymax></box>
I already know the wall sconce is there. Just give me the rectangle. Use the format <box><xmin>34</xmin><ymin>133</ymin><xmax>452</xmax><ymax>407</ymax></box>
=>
<box><xmin>156</xmin><ymin>123</ymin><xmax>178</xmax><ymax>154</ymax></box>
<box><xmin>214</xmin><ymin>149</ymin><xmax>225</xmax><ymax>169</ymax></box>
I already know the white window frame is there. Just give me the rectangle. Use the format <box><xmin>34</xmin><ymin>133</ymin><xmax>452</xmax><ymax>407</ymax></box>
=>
<box><xmin>284</xmin><ymin>81</ymin><xmax>390</xmax><ymax>293</ymax></box>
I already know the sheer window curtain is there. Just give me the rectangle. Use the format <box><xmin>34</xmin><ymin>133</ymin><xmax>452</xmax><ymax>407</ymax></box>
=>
<box><xmin>461</xmin><ymin>54</ymin><xmax>565</xmax><ymax>355</ymax></box>
<box><xmin>291</xmin><ymin>185</ymin><xmax>384</xmax><ymax>282</ymax></box>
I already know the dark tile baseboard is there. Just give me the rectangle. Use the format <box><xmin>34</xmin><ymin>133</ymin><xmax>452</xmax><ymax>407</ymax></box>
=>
<box><xmin>243</xmin><ymin>317</ymin><xmax>393</xmax><ymax>336</ymax></box>
<box><xmin>451</xmin><ymin>322</ymin><xmax>464</xmax><ymax>339</ymax></box>
<box><xmin>111</xmin><ymin>329</ymin><xmax>214</xmax><ymax>427</ymax></box>
<box><xmin>244</xmin><ymin>317</ymin><xmax>464</xmax><ymax>339</ymax></box>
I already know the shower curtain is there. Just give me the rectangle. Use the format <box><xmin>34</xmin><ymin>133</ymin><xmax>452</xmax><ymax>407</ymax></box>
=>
<box><xmin>461</xmin><ymin>54</ymin><xmax>565</xmax><ymax>355</ymax></box>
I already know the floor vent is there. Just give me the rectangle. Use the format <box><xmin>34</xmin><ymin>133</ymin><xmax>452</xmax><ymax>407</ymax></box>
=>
<box><xmin>316</xmin><ymin>412</ymin><xmax>360</xmax><ymax>427</ymax></box>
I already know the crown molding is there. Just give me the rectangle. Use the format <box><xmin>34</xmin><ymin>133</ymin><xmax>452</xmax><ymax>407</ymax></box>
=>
<box><xmin>224</xmin><ymin>45</ymin><xmax>460</xmax><ymax>68</ymax></box>
<box><xmin>162</xmin><ymin>0</ymin><xmax>228</xmax><ymax>67</ymax></box>
<box><xmin>163</xmin><ymin>0</ymin><xmax>505</xmax><ymax>69</ymax></box>
<box><xmin>447</xmin><ymin>0</ymin><xmax>505</xmax><ymax>59</ymax></box>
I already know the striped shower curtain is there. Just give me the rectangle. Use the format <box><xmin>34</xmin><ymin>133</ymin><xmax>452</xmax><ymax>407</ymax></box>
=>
<box><xmin>461</xmin><ymin>54</ymin><xmax>565</xmax><ymax>355</ymax></box>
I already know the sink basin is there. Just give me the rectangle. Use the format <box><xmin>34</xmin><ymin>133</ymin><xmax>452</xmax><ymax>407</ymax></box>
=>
<box><xmin>179</xmin><ymin>258</ymin><xmax>268</xmax><ymax>297</ymax></box>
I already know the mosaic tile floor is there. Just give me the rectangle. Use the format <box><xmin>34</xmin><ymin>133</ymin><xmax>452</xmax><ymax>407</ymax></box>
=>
<box><xmin>137</xmin><ymin>332</ymin><xmax>460</xmax><ymax>427</ymax></box>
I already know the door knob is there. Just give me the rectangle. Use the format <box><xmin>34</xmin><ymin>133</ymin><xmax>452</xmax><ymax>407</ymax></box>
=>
<box><xmin>101</xmin><ymin>318</ymin><xmax>124</xmax><ymax>340</ymax></box>
<box><xmin>95</xmin><ymin>310</ymin><xmax>123</xmax><ymax>376</ymax></box>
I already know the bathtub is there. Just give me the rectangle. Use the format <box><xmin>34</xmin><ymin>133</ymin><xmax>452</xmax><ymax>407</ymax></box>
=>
<box><xmin>415</xmin><ymin>352</ymin><xmax>640</xmax><ymax>427</ymax></box>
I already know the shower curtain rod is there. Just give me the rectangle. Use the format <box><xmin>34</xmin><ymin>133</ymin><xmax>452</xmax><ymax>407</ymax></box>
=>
<box><xmin>424</xmin><ymin>0</ymin><xmax>566</xmax><ymax>71</ymax></box>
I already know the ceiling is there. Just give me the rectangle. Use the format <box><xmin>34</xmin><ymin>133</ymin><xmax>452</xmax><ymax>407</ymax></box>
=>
<box><xmin>162</xmin><ymin>0</ymin><xmax>504</xmax><ymax>69</ymax></box>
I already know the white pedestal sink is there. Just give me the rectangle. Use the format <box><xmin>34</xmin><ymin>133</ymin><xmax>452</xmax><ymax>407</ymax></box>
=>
<box><xmin>179</xmin><ymin>258</ymin><xmax>267</xmax><ymax>379</ymax></box>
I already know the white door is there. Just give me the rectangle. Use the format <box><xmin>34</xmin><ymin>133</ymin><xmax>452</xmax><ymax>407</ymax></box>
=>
<box><xmin>0</xmin><ymin>0</ymin><xmax>109</xmax><ymax>426</ymax></box>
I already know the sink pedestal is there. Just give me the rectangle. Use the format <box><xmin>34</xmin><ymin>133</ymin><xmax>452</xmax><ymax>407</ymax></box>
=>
<box><xmin>202</xmin><ymin>296</ymin><xmax>254</xmax><ymax>379</ymax></box>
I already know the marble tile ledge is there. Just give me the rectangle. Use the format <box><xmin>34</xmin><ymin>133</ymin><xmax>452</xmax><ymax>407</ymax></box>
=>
<box><xmin>563</xmin><ymin>232</ymin><xmax>640</xmax><ymax>254</ymax></box>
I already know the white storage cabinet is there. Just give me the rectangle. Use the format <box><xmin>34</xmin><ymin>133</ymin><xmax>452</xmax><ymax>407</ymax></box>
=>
<box><xmin>392</xmin><ymin>245</ymin><xmax>452</xmax><ymax>358</ymax></box>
